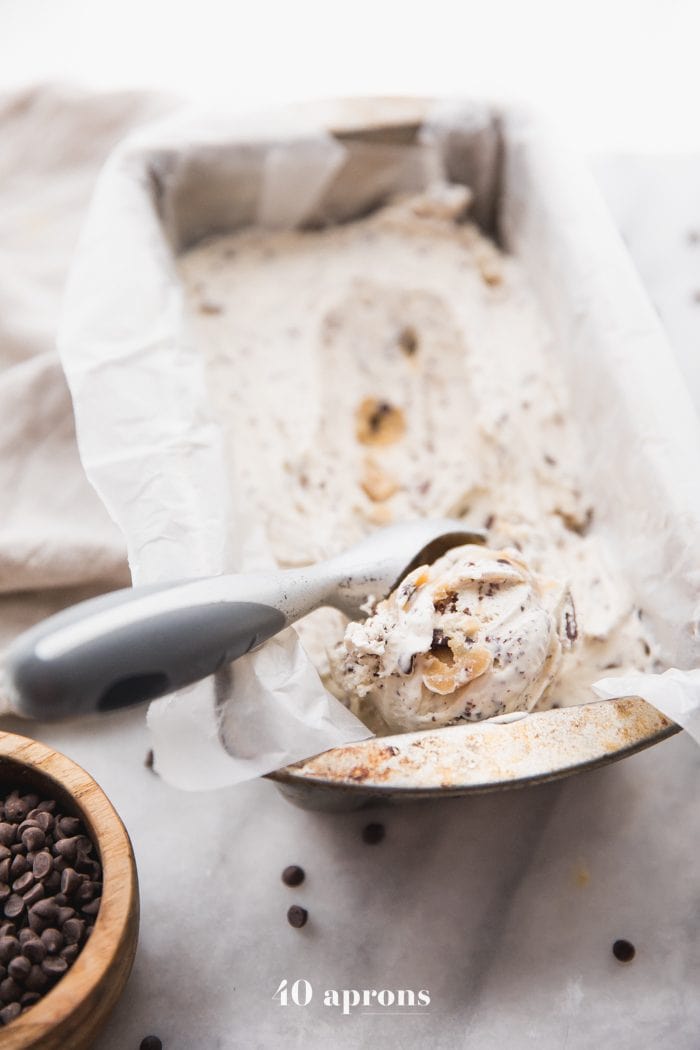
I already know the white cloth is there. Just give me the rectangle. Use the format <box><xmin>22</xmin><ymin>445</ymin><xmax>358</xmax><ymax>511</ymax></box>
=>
<box><xmin>0</xmin><ymin>85</ymin><xmax>173</xmax><ymax>690</ymax></box>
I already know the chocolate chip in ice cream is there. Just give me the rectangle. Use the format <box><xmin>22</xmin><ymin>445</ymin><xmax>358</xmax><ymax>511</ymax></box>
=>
<box><xmin>355</xmin><ymin>398</ymin><xmax>406</xmax><ymax>446</ymax></box>
<box><xmin>398</xmin><ymin>325</ymin><xmax>418</xmax><ymax>356</ymax></box>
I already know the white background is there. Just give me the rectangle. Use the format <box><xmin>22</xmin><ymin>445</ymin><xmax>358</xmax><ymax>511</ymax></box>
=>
<box><xmin>2</xmin><ymin>0</ymin><xmax>700</xmax><ymax>152</ymax></box>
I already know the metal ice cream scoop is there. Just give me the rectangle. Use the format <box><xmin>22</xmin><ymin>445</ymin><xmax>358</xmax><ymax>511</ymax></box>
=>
<box><xmin>5</xmin><ymin>519</ymin><xmax>484</xmax><ymax>720</ymax></box>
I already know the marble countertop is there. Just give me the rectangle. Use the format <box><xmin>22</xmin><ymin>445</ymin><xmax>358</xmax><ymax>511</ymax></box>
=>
<box><xmin>4</xmin><ymin>154</ymin><xmax>700</xmax><ymax>1050</ymax></box>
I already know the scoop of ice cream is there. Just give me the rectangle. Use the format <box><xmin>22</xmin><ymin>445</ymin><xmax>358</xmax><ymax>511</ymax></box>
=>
<box><xmin>329</xmin><ymin>543</ymin><xmax>575</xmax><ymax>732</ymax></box>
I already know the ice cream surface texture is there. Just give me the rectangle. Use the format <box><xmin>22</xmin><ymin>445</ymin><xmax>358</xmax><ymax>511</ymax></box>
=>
<box><xmin>331</xmin><ymin>544</ymin><xmax>574</xmax><ymax>732</ymax></box>
<box><xmin>178</xmin><ymin>183</ymin><xmax>658</xmax><ymax>734</ymax></box>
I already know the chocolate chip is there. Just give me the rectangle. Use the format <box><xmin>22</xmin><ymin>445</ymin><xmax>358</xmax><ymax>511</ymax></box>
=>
<box><xmin>61</xmin><ymin>918</ymin><xmax>84</xmax><ymax>945</ymax></box>
<box><xmin>22</xmin><ymin>884</ymin><xmax>44</xmax><ymax>908</ymax></box>
<box><xmin>0</xmin><ymin>977</ymin><xmax>20</xmax><ymax>1003</ymax></box>
<box><xmin>12</xmin><ymin>873</ymin><xmax>34</xmax><ymax>896</ymax></box>
<box><xmin>22</xmin><ymin>938</ymin><xmax>45</xmax><ymax>965</ymax></box>
<box><xmin>81</xmin><ymin>898</ymin><xmax>100</xmax><ymax>917</ymax></box>
<box><xmin>0</xmin><ymin>938</ymin><xmax>18</xmax><ymax>964</ymax></box>
<box><xmin>75</xmin><ymin>880</ymin><xmax>97</xmax><ymax>904</ymax></box>
<box><xmin>21</xmin><ymin>827</ymin><xmax>45</xmax><ymax>852</ymax></box>
<box><xmin>33</xmin><ymin>853</ymin><xmax>52</xmax><ymax>881</ymax></box>
<box><xmin>398</xmin><ymin>325</ymin><xmax>418</xmax><ymax>356</ymax></box>
<box><xmin>35</xmin><ymin>801</ymin><xmax>55</xmax><ymax>815</ymax></box>
<box><xmin>7</xmin><ymin>956</ymin><xmax>30</xmax><ymax>982</ymax></box>
<box><xmin>60</xmin><ymin>868</ymin><xmax>80</xmax><ymax>896</ymax></box>
<box><xmin>20</xmin><ymin>991</ymin><xmax>40</xmax><ymax>1007</ymax></box>
<box><xmin>0</xmin><ymin>1001</ymin><xmax>20</xmax><ymax>1024</ymax></box>
<box><xmin>30</xmin><ymin>899</ymin><xmax>58</xmax><ymax>924</ymax></box>
<box><xmin>10</xmin><ymin>855</ymin><xmax>27</xmax><ymax>880</ymax></box>
<box><xmin>55</xmin><ymin>817</ymin><xmax>80</xmax><ymax>838</ymax></box>
<box><xmin>287</xmin><ymin>905</ymin><xmax>308</xmax><ymax>929</ymax></box>
<box><xmin>27</xmin><ymin>811</ymin><xmax>53</xmax><ymax>834</ymax></box>
<box><xmin>41</xmin><ymin>956</ymin><xmax>67</xmax><ymax>978</ymax></box>
<box><xmin>60</xmin><ymin>943</ymin><xmax>78</xmax><ymax>965</ymax></box>
<box><xmin>24</xmin><ymin>965</ymin><xmax>47</xmax><ymax>992</ymax></box>
<box><xmin>144</xmin><ymin>750</ymin><xmax>155</xmax><ymax>770</ymax></box>
<box><xmin>612</xmin><ymin>939</ymin><xmax>636</xmax><ymax>962</ymax></box>
<box><xmin>40</xmin><ymin>928</ymin><xmax>63</xmax><ymax>954</ymax></box>
<box><xmin>282</xmin><ymin>865</ymin><xmax>305</xmax><ymax>887</ymax></box>
<box><xmin>0</xmin><ymin>827</ymin><xmax>15</xmax><ymax>848</ymax></box>
<box><xmin>140</xmin><ymin>1037</ymin><xmax>163</xmax><ymax>1050</ymax></box>
<box><xmin>4</xmin><ymin>897</ymin><xmax>24</xmax><ymax>920</ymax></box>
<box><xmin>53</xmin><ymin>838</ymin><xmax>78</xmax><ymax>864</ymax></box>
<box><xmin>4</xmin><ymin>797</ymin><xmax>29</xmax><ymax>824</ymax></box>
<box><xmin>361</xmin><ymin>822</ymin><xmax>385</xmax><ymax>845</ymax></box>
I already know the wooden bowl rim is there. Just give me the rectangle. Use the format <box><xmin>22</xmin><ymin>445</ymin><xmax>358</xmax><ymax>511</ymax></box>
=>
<box><xmin>0</xmin><ymin>731</ymin><xmax>138</xmax><ymax>1047</ymax></box>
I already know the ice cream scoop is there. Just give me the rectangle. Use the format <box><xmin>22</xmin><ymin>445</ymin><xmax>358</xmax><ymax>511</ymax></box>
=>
<box><xmin>330</xmin><ymin>544</ymin><xmax>575</xmax><ymax>732</ymax></box>
<box><xmin>5</xmin><ymin>519</ymin><xmax>484</xmax><ymax>720</ymax></box>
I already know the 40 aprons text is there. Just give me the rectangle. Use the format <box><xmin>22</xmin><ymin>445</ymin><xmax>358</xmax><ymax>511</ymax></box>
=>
<box><xmin>273</xmin><ymin>979</ymin><xmax>431</xmax><ymax>1014</ymax></box>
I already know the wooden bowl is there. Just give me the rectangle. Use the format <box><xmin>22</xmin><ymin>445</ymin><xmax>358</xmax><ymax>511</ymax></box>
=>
<box><xmin>0</xmin><ymin>732</ymin><xmax>138</xmax><ymax>1049</ymax></box>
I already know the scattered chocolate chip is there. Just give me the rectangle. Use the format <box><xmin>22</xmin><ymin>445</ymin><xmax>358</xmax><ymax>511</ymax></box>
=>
<box><xmin>612</xmin><ymin>939</ymin><xmax>636</xmax><ymax>962</ymax></box>
<box><xmin>281</xmin><ymin>865</ymin><xmax>305</xmax><ymax>888</ymax></box>
<box><xmin>144</xmin><ymin>749</ymin><xmax>155</xmax><ymax>770</ymax></box>
<box><xmin>287</xmin><ymin>905</ymin><xmax>308</xmax><ymax>929</ymax></box>
<box><xmin>361</xmin><ymin>822</ymin><xmax>385</xmax><ymax>845</ymax></box>
<box><xmin>140</xmin><ymin>1037</ymin><xmax>163</xmax><ymax>1050</ymax></box>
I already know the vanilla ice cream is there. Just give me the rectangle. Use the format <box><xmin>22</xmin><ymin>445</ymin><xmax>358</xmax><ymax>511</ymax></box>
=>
<box><xmin>178</xmin><ymin>183</ymin><xmax>659</xmax><ymax>735</ymax></box>
<box><xmin>330</xmin><ymin>544</ymin><xmax>574</xmax><ymax>732</ymax></box>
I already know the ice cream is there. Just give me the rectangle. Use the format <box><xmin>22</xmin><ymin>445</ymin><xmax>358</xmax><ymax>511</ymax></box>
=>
<box><xmin>178</xmin><ymin>183</ymin><xmax>659</xmax><ymax>735</ymax></box>
<box><xmin>330</xmin><ymin>544</ymin><xmax>574</xmax><ymax>732</ymax></box>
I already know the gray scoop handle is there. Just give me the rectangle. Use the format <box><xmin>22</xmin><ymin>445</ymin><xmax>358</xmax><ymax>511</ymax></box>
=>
<box><xmin>5</xmin><ymin>569</ymin><xmax>330</xmax><ymax>721</ymax></box>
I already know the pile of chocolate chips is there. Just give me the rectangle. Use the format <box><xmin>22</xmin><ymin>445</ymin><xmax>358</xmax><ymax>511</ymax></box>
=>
<box><xmin>0</xmin><ymin>789</ymin><xmax>102</xmax><ymax>1026</ymax></box>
